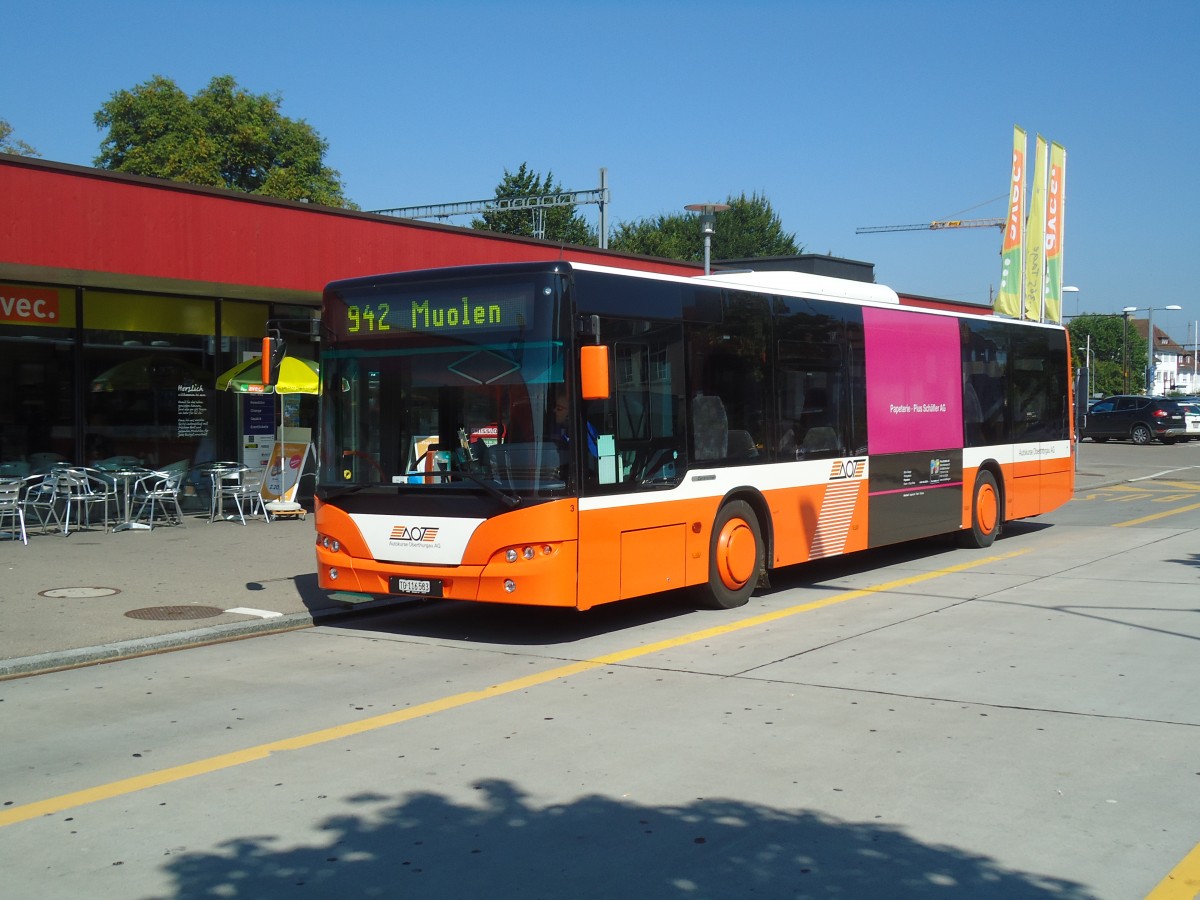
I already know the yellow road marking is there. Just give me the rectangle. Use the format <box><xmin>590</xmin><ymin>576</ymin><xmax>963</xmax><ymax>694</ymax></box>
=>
<box><xmin>0</xmin><ymin>548</ymin><xmax>1027</xmax><ymax>828</ymax></box>
<box><xmin>1090</xmin><ymin>482</ymin><xmax>1200</xmax><ymax>497</ymax></box>
<box><xmin>1114</xmin><ymin>502</ymin><xmax>1200</xmax><ymax>527</ymax></box>
<box><xmin>1145</xmin><ymin>840</ymin><xmax>1200</xmax><ymax>899</ymax></box>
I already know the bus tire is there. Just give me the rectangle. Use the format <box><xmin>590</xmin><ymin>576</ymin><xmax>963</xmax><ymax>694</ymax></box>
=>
<box><xmin>696</xmin><ymin>500</ymin><xmax>763</xmax><ymax>609</ymax></box>
<box><xmin>960</xmin><ymin>470</ymin><xmax>1000</xmax><ymax>549</ymax></box>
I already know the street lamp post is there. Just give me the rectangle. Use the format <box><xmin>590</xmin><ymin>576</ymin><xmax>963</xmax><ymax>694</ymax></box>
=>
<box><xmin>684</xmin><ymin>203</ymin><xmax>730</xmax><ymax>275</ymax></box>
<box><xmin>1122</xmin><ymin>310</ymin><xmax>1130</xmax><ymax>394</ymax></box>
<box><xmin>1123</xmin><ymin>304</ymin><xmax>1183</xmax><ymax>394</ymax></box>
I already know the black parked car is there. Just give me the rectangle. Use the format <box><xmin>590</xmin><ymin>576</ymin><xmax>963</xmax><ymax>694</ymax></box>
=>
<box><xmin>1082</xmin><ymin>395</ymin><xmax>1200</xmax><ymax>444</ymax></box>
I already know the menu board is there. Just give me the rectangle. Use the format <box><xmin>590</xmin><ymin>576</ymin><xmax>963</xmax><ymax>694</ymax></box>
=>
<box><xmin>177</xmin><ymin>385</ymin><xmax>209</xmax><ymax>437</ymax></box>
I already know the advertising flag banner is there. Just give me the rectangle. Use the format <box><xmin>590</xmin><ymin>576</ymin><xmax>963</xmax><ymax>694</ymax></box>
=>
<box><xmin>994</xmin><ymin>126</ymin><xmax>1026</xmax><ymax>318</ymax></box>
<box><xmin>1024</xmin><ymin>135</ymin><xmax>1048</xmax><ymax>321</ymax></box>
<box><xmin>1043</xmin><ymin>142</ymin><xmax>1067</xmax><ymax>324</ymax></box>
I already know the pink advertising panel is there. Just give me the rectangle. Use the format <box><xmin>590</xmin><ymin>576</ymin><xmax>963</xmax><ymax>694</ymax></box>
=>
<box><xmin>864</xmin><ymin>308</ymin><xmax>962</xmax><ymax>454</ymax></box>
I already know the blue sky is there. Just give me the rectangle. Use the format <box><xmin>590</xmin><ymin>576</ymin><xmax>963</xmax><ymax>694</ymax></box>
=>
<box><xmin>4</xmin><ymin>0</ymin><xmax>1198</xmax><ymax>342</ymax></box>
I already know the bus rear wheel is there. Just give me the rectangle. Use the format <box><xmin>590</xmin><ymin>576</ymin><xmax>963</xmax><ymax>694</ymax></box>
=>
<box><xmin>960</xmin><ymin>470</ymin><xmax>1000</xmax><ymax>549</ymax></box>
<box><xmin>696</xmin><ymin>500</ymin><xmax>763</xmax><ymax>609</ymax></box>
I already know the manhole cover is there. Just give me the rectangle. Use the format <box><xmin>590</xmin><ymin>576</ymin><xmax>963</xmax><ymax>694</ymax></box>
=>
<box><xmin>125</xmin><ymin>606</ymin><xmax>225</xmax><ymax>621</ymax></box>
<box><xmin>40</xmin><ymin>587</ymin><xmax>121</xmax><ymax>599</ymax></box>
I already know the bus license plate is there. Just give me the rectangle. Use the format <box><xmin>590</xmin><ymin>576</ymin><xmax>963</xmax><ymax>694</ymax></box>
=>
<box><xmin>390</xmin><ymin>577</ymin><xmax>442</xmax><ymax>598</ymax></box>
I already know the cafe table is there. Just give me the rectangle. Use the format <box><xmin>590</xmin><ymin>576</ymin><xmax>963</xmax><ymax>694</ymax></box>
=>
<box><xmin>110</xmin><ymin>467</ymin><xmax>153</xmax><ymax>532</ymax></box>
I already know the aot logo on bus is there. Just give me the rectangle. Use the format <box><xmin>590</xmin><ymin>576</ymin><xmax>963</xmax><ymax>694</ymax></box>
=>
<box><xmin>390</xmin><ymin>525</ymin><xmax>440</xmax><ymax>544</ymax></box>
<box><xmin>830</xmin><ymin>459</ymin><xmax>866</xmax><ymax>481</ymax></box>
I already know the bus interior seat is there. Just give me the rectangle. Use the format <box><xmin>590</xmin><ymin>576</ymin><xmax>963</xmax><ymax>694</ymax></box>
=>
<box><xmin>506</xmin><ymin>397</ymin><xmax>535</xmax><ymax>443</ymax></box>
<box><xmin>489</xmin><ymin>443</ymin><xmax>560</xmax><ymax>482</ymax></box>
<box><xmin>799</xmin><ymin>426</ymin><xmax>841</xmax><ymax>458</ymax></box>
<box><xmin>692</xmin><ymin>394</ymin><xmax>728</xmax><ymax>460</ymax></box>
<box><xmin>726</xmin><ymin>429</ymin><xmax>758</xmax><ymax>458</ymax></box>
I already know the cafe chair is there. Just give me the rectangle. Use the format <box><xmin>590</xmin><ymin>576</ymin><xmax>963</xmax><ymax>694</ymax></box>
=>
<box><xmin>56</xmin><ymin>467</ymin><xmax>118</xmax><ymax>533</ymax></box>
<box><xmin>132</xmin><ymin>470</ymin><xmax>185</xmax><ymax>529</ymax></box>
<box><xmin>199</xmin><ymin>461</ymin><xmax>246</xmax><ymax>522</ymax></box>
<box><xmin>0</xmin><ymin>461</ymin><xmax>31</xmax><ymax>479</ymax></box>
<box><xmin>20</xmin><ymin>473</ymin><xmax>61</xmax><ymax>534</ymax></box>
<box><xmin>225</xmin><ymin>467</ymin><xmax>271</xmax><ymax>526</ymax></box>
<box><xmin>92</xmin><ymin>455</ymin><xmax>144</xmax><ymax>472</ymax></box>
<box><xmin>0</xmin><ymin>479</ymin><xmax>28</xmax><ymax>545</ymax></box>
<box><xmin>29</xmin><ymin>452</ymin><xmax>69</xmax><ymax>474</ymax></box>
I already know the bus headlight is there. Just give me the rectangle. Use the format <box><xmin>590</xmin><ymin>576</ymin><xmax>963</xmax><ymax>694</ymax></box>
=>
<box><xmin>506</xmin><ymin>549</ymin><xmax>518</xmax><ymax>563</ymax></box>
<box><xmin>504</xmin><ymin>579</ymin><xmax>516</xmax><ymax>593</ymax></box>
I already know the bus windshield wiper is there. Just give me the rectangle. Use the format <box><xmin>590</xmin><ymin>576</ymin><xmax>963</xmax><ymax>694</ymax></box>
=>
<box><xmin>449</xmin><ymin>468</ymin><xmax>521</xmax><ymax>508</ymax></box>
<box><xmin>407</xmin><ymin>468</ymin><xmax>521</xmax><ymax>508</ymax></box>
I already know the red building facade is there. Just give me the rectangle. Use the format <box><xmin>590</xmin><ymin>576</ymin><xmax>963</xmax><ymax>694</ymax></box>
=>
<box><xmin>0</xmin><ymin>155</ymin><xmax>698</xmax><ymax>472</ymax></box>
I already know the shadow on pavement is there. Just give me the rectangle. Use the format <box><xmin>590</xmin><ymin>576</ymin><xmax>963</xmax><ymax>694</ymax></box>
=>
<box><xmin>157</xmin><ymin>779</ymin><xmax>1095</xmax><ymax>899</ymax></box>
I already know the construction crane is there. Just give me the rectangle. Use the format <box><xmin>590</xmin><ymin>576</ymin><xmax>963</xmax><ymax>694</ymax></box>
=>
<box><xmin>856</xmin><ymin>217</ymin><xmax>1005</xmax><ymax>234</ymax></box>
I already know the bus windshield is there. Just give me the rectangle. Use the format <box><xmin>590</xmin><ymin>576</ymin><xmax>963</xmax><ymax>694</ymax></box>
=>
<box><xmin>319</xmin><ymin>270</ymin><xmax>572</xmax><ymax>499</ymax></box>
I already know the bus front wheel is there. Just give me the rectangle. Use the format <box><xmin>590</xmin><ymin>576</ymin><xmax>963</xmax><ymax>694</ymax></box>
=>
<box><xmin>696</xmin><ymin>500</ymin><xmax>763</xmax><ymax>609</ymax></box>
<box><xmin>960</xmin><ymin>470</ymin><xmax>1000</xmax><ymax>549</ymax></box>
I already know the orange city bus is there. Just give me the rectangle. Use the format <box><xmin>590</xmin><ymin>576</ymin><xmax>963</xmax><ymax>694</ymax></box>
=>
<box><xmin>313</xmin><ymin>261</ymin><xmax>1074</xmax><ymax>611</ymax></box>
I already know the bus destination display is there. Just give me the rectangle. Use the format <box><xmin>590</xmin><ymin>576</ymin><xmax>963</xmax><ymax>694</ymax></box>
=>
<box><xmin>340</xmin><ymin>284</ymin><xmax>534</xmax><ymax>339</ymax></box>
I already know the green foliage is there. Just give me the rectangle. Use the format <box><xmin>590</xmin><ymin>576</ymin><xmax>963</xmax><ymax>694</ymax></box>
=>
<box><xmin>93</xmin><ymin>75</ymin><xmax>355</xmax><ymax>208</ymax></box>
<box><xmin>608</xmin><ymin>213</ymin><xmax>698</xmax><ymax>260</ymax></box>
<box><xmin>1067</xmin><ymin>313</ymin><xmax>1145</xmax><ymax>396</ymax></box>
<box><xmin>471</xmin><ymin>163</ymin><xmax>596</xmax><ymax>245</ymax></box>
<box><xmin>609</xmin><ymin>192</ymin><xmax>801</xmax><ymax>262</ymax></box>
<box><xmin>0</xmin><ymin>119</ymin><xmax>40</xmax><ymax>156</ymax></box>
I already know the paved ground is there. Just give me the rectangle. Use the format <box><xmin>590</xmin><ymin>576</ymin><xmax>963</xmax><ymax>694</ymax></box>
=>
<box><xmin>0</xmin><ymin>452</ymin><xmax>1152</xmax><ymax>679</ymax></box>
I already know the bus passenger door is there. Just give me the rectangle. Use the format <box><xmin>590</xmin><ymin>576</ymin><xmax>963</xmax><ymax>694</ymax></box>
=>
<box><xmin>1007</xmin><ymin>331</ymin><xmax>1073</xmax><ymax>516</ymax></box>
<box><xmin>577</xmin><ymin>326</ymin><xmax>692</xmax><ymax>608</ymax></box>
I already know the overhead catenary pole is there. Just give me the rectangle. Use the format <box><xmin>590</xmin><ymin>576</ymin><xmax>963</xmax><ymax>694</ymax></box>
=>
<box><xmin>371</xmin><ymin>168</ymin><xmax>612</xmax><ymax>249</ymax></box>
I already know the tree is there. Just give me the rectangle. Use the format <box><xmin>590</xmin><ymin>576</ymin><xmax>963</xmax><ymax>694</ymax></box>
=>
<box><xmin>1067</xmin><ymin>313</ymin><xmax>1145</xmax><ymax>397</ymax></box>
<box><xmin>0</xmin><ymin>119</ymin><xmax>40</xmax><ymax>156</ymax></box>
<box><xmin>471</xmin><ymin>163</ymin><xmax>597</xmax><ymax>245</ymax></box>
<box><xmin>609</xmin><ymin>192</ymin><xmax>800</xmax><ymax>262</ymax></box>
<box><xmin>94</xmin><ymin>75</ymin><xmax>355</xmax><ymax>208</ymax></box>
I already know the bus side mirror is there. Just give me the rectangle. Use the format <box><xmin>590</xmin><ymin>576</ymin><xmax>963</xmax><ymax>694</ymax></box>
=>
<box><xmin>262</xmin><ymin>335</ymin><xmax>286</xmax><ymax>386</ymax></box>
<box><xmin>580</xmin><ymin>345</ymin><xmax>610</xmax><ymax>401</ymax></box>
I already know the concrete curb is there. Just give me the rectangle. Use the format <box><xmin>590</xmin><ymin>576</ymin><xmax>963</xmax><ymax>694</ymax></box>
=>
<box><xmin>0</xmin><ymin>594</ymin><xmax>426</xmax><ymax>680</ymax></box>
<box><xmin>0</xmin><ymin>610</ymin><xmax>320</xmax><ymax>679</ymax></box>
